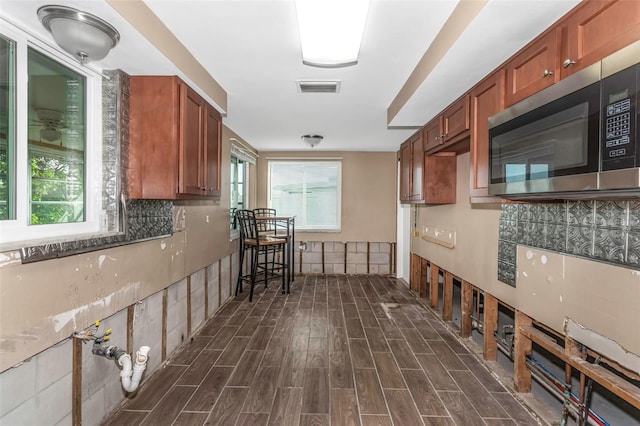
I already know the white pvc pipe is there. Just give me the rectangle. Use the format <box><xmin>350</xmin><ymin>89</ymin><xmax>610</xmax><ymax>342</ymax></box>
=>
<box><xmin>117</xmin><ymin>346</ymin><xmax>150</xmax><ymax>393</ymax></box>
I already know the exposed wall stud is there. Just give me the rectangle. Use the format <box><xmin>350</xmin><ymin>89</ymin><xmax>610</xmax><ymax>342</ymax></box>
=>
<box><xmin>204</xmin><ymin>265</ymin><xmax>209</xmax><ymax>318</ymax></box>
<box><xmin>344</xmin><ymin>242</ymin><xmax>348</xmax><ymax>274</ymax></box>
<box><xmin>443</xmin><ymin>271</ymin><xmax>454</xmax><ymax>321</ymax></box>
<box><xmin>389</xmin><ymin>242</ymin><xmax>394</xmax><ymax>275</ymax></box>
<box><xmin>229</xmin><ymin>255</ymin><xmax>233</xmax><ymax>297</ymax></box>
<box><xmin>366</xmin><ymin>242</ymin><xmax>370</xmax><ymax>274</ymax></box>
<box><xmin>420</xmin><ymin>258</ymin><xmax>428</xmax><ymax>298</ymax></box>
<box><xmin>218</xmin><ymin>259</ymin><xmax>222</xmax><ymax>306</ymax></box>
<box><xmin>186</xmin><ymin>275</ymin><xmax>192</xmax><ymax>337</ymax></box>
<box><xmin>483</xmin><ymin>293</ymin><xmax>498</xmax><ymax>361</ymax></box>
<box><xmin>429</xmin><ymin>263</ymin><xmax>439</xmax><ymax>309</ymax></box>
<box><xmin>460</xmin><ymin>281</ymin><xmax>473</xmax><ymax>338</ymax></box>
<box><xmin>162</xmin><ymin>288</ymin><xmax>168</xmax><ymax>361</ymax></box>
<box><xmin>72</xmin><ymin>337</ymin><xmax>82</xmax><ymax>426</ymax></box>
<box><xmin>410</xmin><ymin>253</ymin><xmax>420</xmax><ymax>292</ymax></box>
<box><xmin>514</xmin><ymin>310</ymin><xmax>533</xmax><ymax>392</ymax></box>
<box><xmin>127</xmin><ymin>305</ymin><xmax>135</xmax><ymax>355</ymax></box>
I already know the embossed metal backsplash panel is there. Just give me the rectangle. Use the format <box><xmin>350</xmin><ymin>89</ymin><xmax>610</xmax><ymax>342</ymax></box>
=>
<box><xmin>498</xmin><ymin>201</ymin><xmax>640</xmax><ymax>286</ymax></box>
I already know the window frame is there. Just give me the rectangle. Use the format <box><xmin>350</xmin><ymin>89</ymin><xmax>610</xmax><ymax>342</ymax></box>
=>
<box><xmin>267</xmin><ymin>159</ymin><xmax>342</xmax><ymax>232</ymax></box>
<box><xmin>0</xmin><ymin>19</ymin><xmax>104</xmax><ymax>248</ymax></box>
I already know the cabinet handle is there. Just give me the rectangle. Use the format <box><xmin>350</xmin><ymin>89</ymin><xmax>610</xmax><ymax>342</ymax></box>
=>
<box><xmin>434</xmin><ymin>136</ymin><xmax>439</xmax><ymax>141</ymax></box>
<box><xmin>199</xmin><ymin>186</ymin><xmax>207</xmax><ymax>190</ymax></box>
<box><xmin>563</xmin><ymin>59</ymin><xmax>576</xmax><ymax>69</ymax></box>
<box><xmin>440</xmin><ymin>134</ymin><xmax>446</xmax><ymax>142</ymax></box>
<box><xmin>542</xmin><ymin>69</ymin><xmax>553</xmax><ymax>78</ymax></box>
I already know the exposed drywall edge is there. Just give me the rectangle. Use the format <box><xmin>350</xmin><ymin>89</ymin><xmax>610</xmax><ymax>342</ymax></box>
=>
<box><xmin>564</xmin><ymin>317</ymin><xmax>640</xmax><ymax>374</ymax></box>
<box><xmin>106</xmin><ymin>0</ymin><xmax>228</xmax><ymax>113</ymax></box>
<box><xmin>387</xmin><ymin>0</ymin><xmax>488</xmax><ymax>124</ymax></box>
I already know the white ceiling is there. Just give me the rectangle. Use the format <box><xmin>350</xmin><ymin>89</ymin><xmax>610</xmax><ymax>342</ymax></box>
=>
<box><xmin>1</xmin><ymin>0</ymin><xmax>581</xmax><ymax>152</ymax></box>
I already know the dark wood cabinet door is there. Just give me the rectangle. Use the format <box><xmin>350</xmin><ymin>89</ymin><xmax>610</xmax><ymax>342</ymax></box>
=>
<box><xmin>442</xmin><ymin>95</ymin><xmax>470</xmax><ymax>142</ymax></box>
<box><xmin>469</xmin><ymin>71</ymin><xmax>504</xmax><ymax>200</ymax></box>
<box><xmin>410</xmin><ymin>134</ymin><xmax>424</xmax><ymax>201</ymax></box>
<box><xmin>561</xmin><ymin>0</ymin><xmax>640</xmax><ymax>79</ymax></box>
<box><xmin>422</xmin><ymin>118</ymin><xmax>443</xmax><ymax>152</ymax></box>
<box><xmin>180</xmin><ymin>84</ymin><xmax>205</xmax><ymax>196</ymax></box>
<box><xmin>424</xmin><ymin>152</ymin><xmax>456</xmax><ymax>204</ymax></box>
<box><xmin>505</xmin><ymin>29</ymin><xmax>559</xmax><ymax>107</ymax></box>
<box><xmin>399</xmin><ymin>141</ymin><xmax>412</xmax><ymax>203</ymax></box>
<box><xmin>204</xmin><ymin>103</ymin><xmax>222</xmax><ymax>197</ymax></box>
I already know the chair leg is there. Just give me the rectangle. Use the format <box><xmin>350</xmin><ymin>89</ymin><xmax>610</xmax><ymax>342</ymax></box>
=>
<box><xmin>249</xmin><ymin>246</ymin><xmax>258</xmax><ymax>302</ymax></box>
<box><xmin>281</xmin><ymin>246</ymin><xmax>286</xmax><ymax>294</ymax></box>
<box><xmin>235</xmin><ymin>243</ymin><xmax>245</xmax><ymax>296</ymax></box>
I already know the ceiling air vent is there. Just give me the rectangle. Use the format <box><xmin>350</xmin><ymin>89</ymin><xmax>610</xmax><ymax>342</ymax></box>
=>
<box><xmin>297</xmin><ymin>80</ymin><xmax>341</xmax><ymax>94</ymax></box>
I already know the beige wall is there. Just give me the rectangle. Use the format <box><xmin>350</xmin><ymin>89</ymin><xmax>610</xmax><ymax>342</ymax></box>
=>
<box><xmin>0</xmin><ymin>124</ymin><xmax>253</xmax><ymax>372</ymax></box>
<box><xmin>256</xmin><ymin>151</ymin><xmax>397</xmax><ymax>242</ymax></box>
<box><xmin>412</xmin><ymin>152</ymin><xmax>640</xmax><ymax>356</ymax></box>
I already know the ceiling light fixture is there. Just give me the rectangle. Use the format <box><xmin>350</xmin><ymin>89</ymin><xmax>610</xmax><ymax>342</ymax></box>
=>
<box><xmin>295</xmin><ymin>0</ymin><xmax>370</xmax><ymax>68</ymax></box>
<box><xmin>301</xmin><ymin>134</ymin><xmax>323</xmax><ymax>148</ymax></box>
<box><xmin>38</xmin><ymin>5</ymin><xmax>120</xmax><ymax>64</ymax></box>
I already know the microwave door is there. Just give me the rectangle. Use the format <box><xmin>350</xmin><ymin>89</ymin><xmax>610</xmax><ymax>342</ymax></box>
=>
<box><xmin>489</xmin><ymin>96</ymin><xmax>599</xmax><ymax>196</ymax></box>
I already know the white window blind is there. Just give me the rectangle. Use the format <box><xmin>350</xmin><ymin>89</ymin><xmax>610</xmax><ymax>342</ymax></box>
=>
<box><xmin>268</xmin><ymin>160</ymin><xmax>341</xmax><ymax>231</ymax></box>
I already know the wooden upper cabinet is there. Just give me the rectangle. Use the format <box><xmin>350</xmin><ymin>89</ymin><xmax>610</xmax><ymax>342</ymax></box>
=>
<box><xmin>129</xmin><ymin>76</ymin><xmax>222</xmax><ymax>200</ymax></box>
<box><xmin>442</xmin><ymin>95</ymin><xmax>470</xmax><ymax>142</ymax></box>
<box><xmin>399</xmin><ymin>141</ymin><xmax>412</xmax><ymax>203</ymax></box>
<box><xmin>560</xmin><ymin>0</ymin><xmax>640</xmax><ymax>79</ymax></box>
<box><xmin>410</xmin><ymin>133</ymin><xmax>424</xmax><ymax>201</ymax></box>
<box><xmin>203</xmin><ymin>103</ymin><xmax>222</xmax><ymax>197</ymax></box>
<box><xmin>423</xmin><ymin>95</ymin><xmax>470</xmax><ymax>153</ymax></box>
<box><xmin>398</xmin><ymin>134</ymin><xmax>425</xmax><ymax>203</ymax></box>
<box><xmin>422</xmin><ymin>117</ymin><xmax>443</xmax><ymax>152</ymax></box>
<box><xmin>505</xmin><ymin>29</ymin><xmax>559</xmax><ymax>107</ymax></box>
<box><xmin>180</xmin><ymin>84</ymin><xmax>206</xmax><ymax>196</ymax></box>
<box><xmin>469</xmin><ymin>70</ymin><xmax>505</xmax><ymax>200</ymax></box>
<box><xmin>424</xmin><ymin>152</ymin><xmax>456</xmax><ymax>204</ymax></box>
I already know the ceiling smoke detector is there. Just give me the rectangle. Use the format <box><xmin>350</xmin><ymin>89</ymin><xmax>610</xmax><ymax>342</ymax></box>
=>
<box><xmin>301</xmin><ymin>134</ymin><xmax>323</xmax><ymax>148</ymax></box>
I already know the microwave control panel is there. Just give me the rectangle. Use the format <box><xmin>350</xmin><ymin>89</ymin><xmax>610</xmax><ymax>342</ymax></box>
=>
<box><xmin>601</xmin><ymin>64</ymin><xmax>638</xmax><ymax>171</ymax></box>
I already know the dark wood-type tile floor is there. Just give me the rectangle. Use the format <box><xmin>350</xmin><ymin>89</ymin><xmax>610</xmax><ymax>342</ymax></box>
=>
<box><xmin>104</xmin><ymin>275</ymin><xmax>540</xmax><ymax>426</ymax></box>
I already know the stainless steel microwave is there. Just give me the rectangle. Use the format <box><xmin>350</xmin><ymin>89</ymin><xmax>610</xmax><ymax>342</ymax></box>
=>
<box><xmin>488</xmin><ymin>41</ymin><xmax>640</xmax><ymax>200</ymax></box>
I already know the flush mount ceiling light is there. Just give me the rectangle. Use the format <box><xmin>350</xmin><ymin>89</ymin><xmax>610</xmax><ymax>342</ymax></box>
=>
<box><xmin>301</xmin><ymin>134</ymin><xmax>323</xmax><ymax>148</ymax></box>
<box><xmin>38</xmin><ymin>5</ymin><xmax>120</xmax><ymax>64</ymax></box>
<box><xmin>295</xmin><ymin>0</ymin><xmax>370</xmax><ymax>68</ymax></box>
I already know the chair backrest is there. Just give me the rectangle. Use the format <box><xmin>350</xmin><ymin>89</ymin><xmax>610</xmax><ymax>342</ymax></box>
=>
<box><xmin>254</xmin><ymin>208</ymin><xmax>276</xmax><ymax>232</ymax></box>
<box><xmin>235</xmin><ymin>209</ymin><xmax>259</xmax><ymax>240</ymax></box>
<box><xmin>254</xmin><ymin>208</ymin><xmax>276</xmax><ymax>217</ymax></box>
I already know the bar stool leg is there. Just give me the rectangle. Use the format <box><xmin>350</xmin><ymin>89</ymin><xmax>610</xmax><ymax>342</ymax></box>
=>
<box><xmin>235</xmin><ymin>241</ymin><xmax>245</xmax><ymax>296</ymax></box>
<box><xmin>250</xmin><ymin>246</ymin><xmax>259</xmax><ymax>302</ymax></box>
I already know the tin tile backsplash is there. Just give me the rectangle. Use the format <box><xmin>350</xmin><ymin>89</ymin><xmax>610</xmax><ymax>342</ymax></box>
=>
<box><xmin>498</xmin><ymin>200</ymin><xmax>640</xmax><ymax>286</ymax></box>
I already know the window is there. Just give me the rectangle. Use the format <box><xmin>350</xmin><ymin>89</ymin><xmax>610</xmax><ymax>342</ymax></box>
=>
<box><xmin>0</xmin><ymin>35</ymin><xmax>15</xmax><ymax>221</ymax></box>
<box><xmin>268</xmin><ymin>160</ymin><xmax>341</xmax><ymax>231</ymax></box>
<box><xmin>0</xmin><ymin>21</ymin><xmax>103</xmax><ymax>246</ymax></box>
<box><xmin>230</xmin><ymin>155</ymin><xmax>248</xmax><ymax>228</ymax></box>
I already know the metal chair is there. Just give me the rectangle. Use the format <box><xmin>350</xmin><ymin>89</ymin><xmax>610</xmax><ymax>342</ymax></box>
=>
<box><xmin>235</xmin><ymin>209</ymin><xmax>287</xmax><ymax>301</ymax></box>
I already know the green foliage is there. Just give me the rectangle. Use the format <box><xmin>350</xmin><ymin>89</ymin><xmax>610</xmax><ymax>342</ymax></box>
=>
<box><xmin>30</xmin><ymin>152</ymin><xmax>84</xmax><ymax>225</ymax></box>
